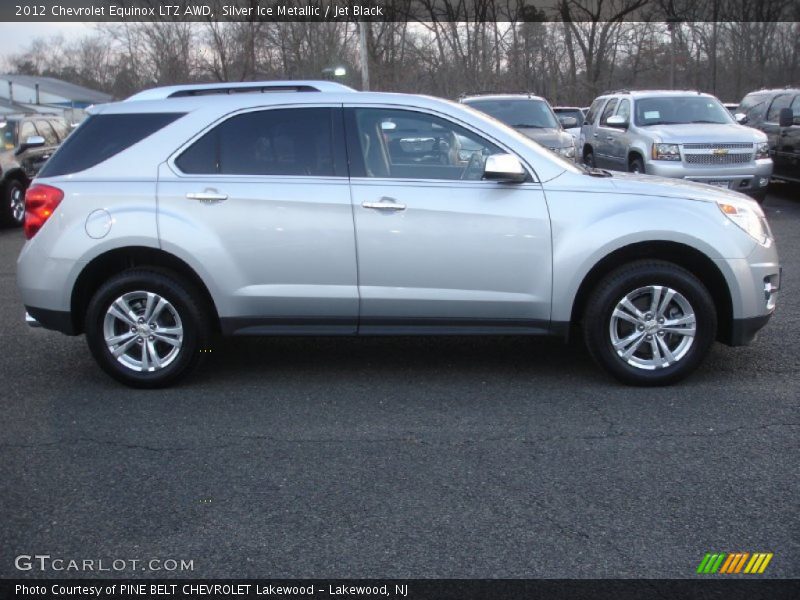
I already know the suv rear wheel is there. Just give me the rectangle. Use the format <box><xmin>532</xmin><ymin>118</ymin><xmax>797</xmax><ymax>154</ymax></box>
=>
<box><xmin>85</xmin><ymin>269</ymin><xmax>211</xmax><ymax>388</ymax></box>
<box><xmin>0</xmin><ymin>179</ymin><xmax>26</xmax><ymax>227</ymax></box>
<box><xmin>583</xmin><ymin>260</ymin><xmax>717</xmax><ymax>386</ymax></box>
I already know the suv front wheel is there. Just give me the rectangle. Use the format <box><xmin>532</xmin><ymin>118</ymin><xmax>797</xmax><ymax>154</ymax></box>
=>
<box><xmin>583</xmin><ymin>260</ymin><xmax>717</xmax><ymax>386</ymax></box>
<box><xmin>85</xmin><ymin>269</ymin><xmax>211</xmax><ymax>388</ymax></box>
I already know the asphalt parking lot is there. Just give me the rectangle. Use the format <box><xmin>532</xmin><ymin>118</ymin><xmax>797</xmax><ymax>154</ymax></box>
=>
<box><xmin>0</xmin><ymin>186</ymin><xmax>798</xmax><ymax>579</ymax></box>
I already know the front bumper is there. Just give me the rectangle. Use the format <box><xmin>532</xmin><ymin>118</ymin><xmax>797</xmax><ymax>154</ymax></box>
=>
<box><xmin>646</xmin><ymin>159</ymin><xmax>772</xmax><ymax>194</ymax></box>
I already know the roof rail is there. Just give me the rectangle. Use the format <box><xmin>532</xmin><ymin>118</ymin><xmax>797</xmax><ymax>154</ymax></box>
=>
<box><xmin>125</xmin><ymin>80</ymin><xmax>356</xmax><ymax>102</ymax></box>
<box><xmin>459</xmin><ymin>90</ymin><xmax>537</xmax><ymax>99</ymax></box>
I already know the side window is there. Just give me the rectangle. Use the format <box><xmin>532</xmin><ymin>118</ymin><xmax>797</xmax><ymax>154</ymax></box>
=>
<box><xmin>348</xmin><ymin>108</ymin><xmax>502</xmax><ymax>181</ymax></box>
<box><xmin>616</xmin><ymin>99</ymin><xmax>631</xmax><ymax>123</ymax></box>
<box><xmin>766</xmin><ymin>94</ymin><xmax>792</xmax><ymax>122</ymax></box>
<box><xmin>39</xmin><ymin>113</ymin><xmax>184</xmax><ymax>178</ymax></box>
<box><xmin>49</xmin><ymin>119</ymin><xmax>70</xmax><ymax>141</ymax></box>
<box><xmin>2</xmin><ymin>122</ymin><xmax>14</xmax><ymax>150</ymax></box>
<box><xmin>19</xmin><ymin>121</ymin><xmax>37</xmax><ymax>143</ymax></box>
<box><xmin>790</xmin><ymin>95</ymin><xmax>800</xmax><ymax>119</ymax></box>
<box><xmin>176</xmin><ymin>108</ymin><xmax>340</xmax><ymax>177</ymax></box>
<box><xmin>585</xmin><ymin>98</ymin><xmax>606</xmax><ymax>126</ymax></box>
<box><xmin>600</xmin><ymin>99</ymin><xmax>619</xmax><ymax>126</ymax></box>
<box><xmin>35</xmin><ymin>120</ymin><xmax>59</xmax><ymax>145</ymax></box>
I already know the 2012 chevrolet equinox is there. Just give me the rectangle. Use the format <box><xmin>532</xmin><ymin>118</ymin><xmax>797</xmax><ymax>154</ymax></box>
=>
<box><xmin>17</xmin><ymin>81</ymin><xmax>780</xmax><ymax>388</ymax></box>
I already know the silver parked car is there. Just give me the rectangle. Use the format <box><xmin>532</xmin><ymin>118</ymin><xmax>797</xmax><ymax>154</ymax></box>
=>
<box><xmin>17</xmin><ymin>81</ymin><xmax>780</xmax><ymax>388</ymax></box>
<box><xmin>580</xmin><ymin>90</ymin><xmax>772</xmax><ymax>202</ymax></box>
<box><xmin>460</xmin><ymin>93</ymin><xmax>577</xmax><ymax>160</ymax></box>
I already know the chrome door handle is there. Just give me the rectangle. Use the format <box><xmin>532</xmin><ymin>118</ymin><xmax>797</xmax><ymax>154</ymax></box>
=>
<box><xmin>593</xmin><ymin>133</ymin><xmax>599</xmax><ymax>138</ymax></box>
<box><xmin>362</xmin><ymin>199</ymin><xmax>406</xmax><ymax>211</ymax></box>
<box><xmin>606</xmin><ymin>136</ymin><xmax>614</xmax><ymax>141</ymax></box>
<box><xmin>186</xmin><ymin>190</ymin><xmax>228</xmax><ymax>202</ymax></box>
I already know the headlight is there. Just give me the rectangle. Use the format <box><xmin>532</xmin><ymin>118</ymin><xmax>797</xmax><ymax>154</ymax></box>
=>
<box><xmin>652</xmin><ymin>143</ymin><xmax>681</xmax><ymax>161</ymax></box>
<box><xmin>755</xmin><ymin>141</ymin><xmax>770</xmax><ymax>160</ymax></box>
<box><xmin>717</xmin><ymin>200</ymin><xmax>772</xmax><ymax>246</ymax></box>
<box><xmin>550</xmin><ymin>146</ymin><xmax>576</xmax><ymax>159</ymax></box>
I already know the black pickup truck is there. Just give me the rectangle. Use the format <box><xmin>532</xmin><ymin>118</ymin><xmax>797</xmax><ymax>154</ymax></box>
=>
<box><xmin>0</xmin><ymin>114</ymin><xmax>71</xmax><ymax>227</ymax></box>
<box><xmin>736</xmin><ymin>88</ymin><xmax>800</xmax><ymax>184</ymax></box>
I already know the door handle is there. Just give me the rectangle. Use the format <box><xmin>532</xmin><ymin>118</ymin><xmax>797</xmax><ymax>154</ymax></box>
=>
<box><xmin>606</xmin><ymin>136</ymin><xmax>614</xmax><ymax>141</ymax></box>
<box><xmin>593</xmin><ymin>133</ymin><xmax>599</xmax><ymax>138</ymax></box>
<box><xmin>362</xmin><ymin>198</ymin><xmax>406</xmax><ymax>211</ymax></box>
<box><xmin>186</xmin><ymin>190</ymin><xmax>228</xmax><ymax>202</ymax></box>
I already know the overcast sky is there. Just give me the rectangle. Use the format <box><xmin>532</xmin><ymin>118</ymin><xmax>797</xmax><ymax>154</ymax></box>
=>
<box><xmin>0</xmin><ymin>23</ymin><xmax>90</xmax><ymax>65</ymax></box>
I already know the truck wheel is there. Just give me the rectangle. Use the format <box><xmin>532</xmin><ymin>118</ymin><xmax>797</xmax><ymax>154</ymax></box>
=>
<box><xmin>629</xmin><ymin>156</ymin><xmax>645</xmax><ymax>174</ymax></box>
<box><xmin>0</xmin><ymin>179</ymin><xmax>26</xmax><ymax>227</ymax></box>
<box><xmin>85</xmin><ymin>269</ymin><xmax>211</xmax><ymax>388</ymax></box>
<box><xmin>583</xmin><ymin>260</ymin><xmax>717</xmax><ymax>386</ymax></box>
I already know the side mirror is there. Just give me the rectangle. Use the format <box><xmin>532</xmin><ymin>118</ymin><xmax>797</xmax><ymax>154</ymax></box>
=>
<box><xmin>559</xmin><ymin>116</ymin><xmax>578</xmax><ymax>128</ymax></box>
<box><xmin>483</xmin><ymin>153</ymin><xmax>527</xmax><ymax>183</ymax></box>
<box><xmin>778</xmin><ymin>107</ymin><xmax>794</xmax><ymax>128</ymax></box>
<box><xmin>15</xmin><ymin>135</ymin><xmax>46</xmax><ymax>155</ymax></box>
<box><xmin>734</xmin><ymin>112</ymin><xmax>748</xmax><ymax>124</ymax></box>
<box><xmin>606</xmin><ymin>115</ymin><xmax>628</xmax><ymax>129</ymax></box>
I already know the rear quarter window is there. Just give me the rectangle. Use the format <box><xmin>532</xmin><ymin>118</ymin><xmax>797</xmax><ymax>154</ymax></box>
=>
<box><xmin>38</xmin><ymin>113</ymin><xmax>184</xmax><ymax>177</ymax></box>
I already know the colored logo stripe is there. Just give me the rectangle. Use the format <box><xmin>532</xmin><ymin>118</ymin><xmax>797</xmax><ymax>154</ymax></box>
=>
<box><xmin>698</xmin><ymin>552</ymin><xmax>773</xmax><ymax>574</ymax></box>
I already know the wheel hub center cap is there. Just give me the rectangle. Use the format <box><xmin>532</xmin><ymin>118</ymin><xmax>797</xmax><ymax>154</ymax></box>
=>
<box><xmin>645</xmin><ymin>319</ymin><xmax>659</xmax><ymax>333</ymax></box>
<box><xmin>137</xmin><ymin>323</ymin><xmax>151</xmax><ymax>336</ymax></box>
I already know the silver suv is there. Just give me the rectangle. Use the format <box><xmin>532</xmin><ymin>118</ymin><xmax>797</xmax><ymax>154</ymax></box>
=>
<box><xmin>460</xmin><ymin>94</ymin><xmax>577</xmax><ymax>160</ymax></box>
<box><xmin>580</xmin><ymin>90</ymin><xmax>772</xmax><ymax>202</ymax></box>
<box><xmin>17</xmin><ymin>81</ymin><xmax>780</xmax><ymax>388</ymax></box>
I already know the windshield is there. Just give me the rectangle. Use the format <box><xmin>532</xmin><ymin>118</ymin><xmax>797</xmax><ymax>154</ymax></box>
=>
<box><xmin>466</xmin><ymin>98</ymin><xmax>560</xmax><ymax>130</ymax></box>
<box><xmin>635</xmin><ymin>96</ymin><xmax>733</xmax><ymax>126</ymax></box>
<box><xmin>554</xmin><ymin>108</ymin><xmax>584</xmax><ymax>124</ymax></box>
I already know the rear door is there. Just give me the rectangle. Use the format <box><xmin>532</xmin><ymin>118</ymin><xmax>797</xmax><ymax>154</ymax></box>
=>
<box><xmin>344</xmin><ymin>106</ymin><xmax>552</xmax><ymax>333</ymax></box>
<box><xmin>158</xmin><ymin>105</ymin><xmax>359</xmax><ymax>334</ymax></box>
<box><xmin>775</xmin><ymin>94</ymin><xmax>800</xmax><ymax>180</ymax></box>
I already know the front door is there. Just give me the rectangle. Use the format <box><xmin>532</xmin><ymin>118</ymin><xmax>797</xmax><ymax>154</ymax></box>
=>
<box><xmin>344</xmin><ymin>106</ymin><xmax>552</xmax><ymax>334</ymax></box>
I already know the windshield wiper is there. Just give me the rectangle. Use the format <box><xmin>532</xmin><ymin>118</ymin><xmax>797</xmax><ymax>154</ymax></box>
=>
<box><xmin>687</xmin><ymin>120</ymin><xmax>724</xmax><ymax>124</ymax></box>
<box><xmin>639</xmin><ymin>120</ymin><xmax>681</xmax><ymax>126</ymax></box>
<box><xmin>512</xmin><ymin>123</ymin><xmax>544</xmax><ymax>129</ymax></box>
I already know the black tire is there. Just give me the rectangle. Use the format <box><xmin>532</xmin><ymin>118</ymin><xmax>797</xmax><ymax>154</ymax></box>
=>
<box><xmin>0</xmin><ymin>178</ymin><xmax>26</xmax><ymax>228</ymax></box>
<box><xmin>85</xmin><ymin>269</ymin><xmax>211</xmax><ymax>388</ymax></box>
<box><xmin>629</xmin><ymin>156</ymin><xmax>646</xmax><ymax>174</ymax></box>
<box><xmin>583</xmin><ymin>260</ymin><xmax>717</xmax><ymax>386</ymax></box>
<box><xmin>749</xmin><ymin>190</ymin><xmax>767</xmax><ymax>205</ymax></box>
<box><xmin>583</xmin><ymin>147</ymin><xmax>596</xmax><ymax>168</ymax></box>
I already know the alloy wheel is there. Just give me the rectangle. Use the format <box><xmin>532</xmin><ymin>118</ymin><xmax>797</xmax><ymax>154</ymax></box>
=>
<box><xmin>103</xmin><ymin>291</ymin><xmax>184</xmax><ymax>372</ymax></box>
<box><xmin>609</xmin><ymin>285</ymin><xmax>696</xmax><ymax>370</ymax></box>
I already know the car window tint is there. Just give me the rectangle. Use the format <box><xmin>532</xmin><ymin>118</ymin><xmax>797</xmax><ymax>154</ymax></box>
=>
<box><xmin>50</xmin><ymin>119</ymin><xmax>70</xmax><ymax>141</ymax></box>
<box><xmin>39</xmin><ymin>113</ymin><xmax>184</xmax><ymax>177</ymax></box>
<box><xmin>739</xmin><ymin>93</ymin><xmax>769</xmax><ymax>121</ymax></box>
<box><xmin>790</xmin><ymin>95</ymin><xmax>800</xmax><ymax>117</ymax></box>
<box><xmin>766</xmin><ymin>94</ymin><xmax>792</xmax><ymax>122</ymax></box>
<box><xmin>19</xmin><ymin>121</ymin><xmax>37</xmax><ymax>143</ymax></box>
<box><xmin>616</xmin><ymin>99</ymin><xmax>631</xmax><ymax>122</ymax></box>
<box><xmin>351</xmin><ymin>108</ymin><xmax>501</xmax><ymax>181</ymax></box>
<box><xmin>177</xmin><ymin>108</ymin><xmax>337</xmax><ymax>176</ymax></box>
<box><xmin>600</xmin><ymin>99</ymin><xmax>619</xmax><ymax>126</ymax></box>
<box><xmin>585</xmin><ymin>98</ymin><xmax>605</xmax><ymax>125</ymax></box>
<box><xmin>35</xmin><ymin>120</ymin><xmax>59</xmax><ymax>145</ymax></box>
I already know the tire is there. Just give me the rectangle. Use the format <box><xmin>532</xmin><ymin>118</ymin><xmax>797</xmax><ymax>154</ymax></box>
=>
<box><xmin>85</xmin><ymin>269</ymin><xmax>211</xmax><ymax>388</ymax></box>
<box><xmin>629</xmin><ymin>156</ymin><xmax>645</xmax><ymax>174</ymax></box>
<box><xmin>583</xmin><ymin>147</ymin><xmax>596</xmax><ymax>168</ymax></box>
<box><xmin>749</xmin><ymin>190</ymin><xmax>767</xmax><ymax>205</ymax></box>
<box><xmin>583</xmin><ymin>260</ymin><xmax>717</xmax><ymax>386</ymax></box>
<box><xmin>0</xmin><ymin>178</ymin><xmax>26</xmax><ymax>228</ymax></box>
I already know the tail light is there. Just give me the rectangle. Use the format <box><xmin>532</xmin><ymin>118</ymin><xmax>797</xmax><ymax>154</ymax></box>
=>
<box><xmin>24</xmin><ymin>184</ymin><xmax>63</xmax><ymax>239</ymax></box>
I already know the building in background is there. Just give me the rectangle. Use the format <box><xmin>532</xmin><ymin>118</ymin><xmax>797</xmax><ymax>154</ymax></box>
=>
<box><xmin>0</xmin><ymin>74</ymin><xmax>112</xmax><ymax>123</ymax></box>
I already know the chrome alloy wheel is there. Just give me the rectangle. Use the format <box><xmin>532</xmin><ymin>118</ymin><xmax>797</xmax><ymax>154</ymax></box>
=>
<box><xmin>103</xmin><ymin>291</ymin><xmax>184</xmax><ymax>372</ymax></box>
<box><xmin>609</xmin><ymin>285</ymin><xmax>696</xmax><ymax>370</ymax></box>
<box><xmin>10</xmin><ymin>185</ymin><xmax>25</xmax><ymax>223</ymax></box>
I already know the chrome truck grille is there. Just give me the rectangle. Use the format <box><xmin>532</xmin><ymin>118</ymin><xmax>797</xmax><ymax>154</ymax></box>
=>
<box><xmin>683</xmin><ymin>142</ymin><xmax>753</xmax><ymax>166</ymax></box>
